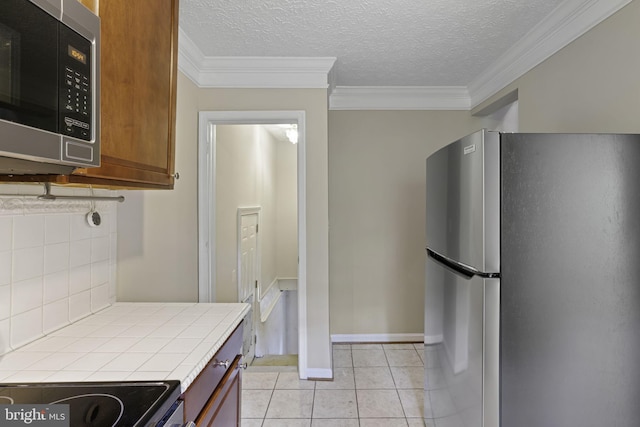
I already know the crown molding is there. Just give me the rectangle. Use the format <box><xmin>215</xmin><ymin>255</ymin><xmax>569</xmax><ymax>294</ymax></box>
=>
<box><xmin>329</xmin><ymin>86</ymin><xmax>471</xmax><ymax>110</ymax></box>
<box><xmin>195</xmin><ymin>56</ymin><xmax>337</xmax><ymax>89</ymax></box>
<box><xmin>178</xmin><ymin>30</ymin><xmax>336</xmax><ymax>89</ymax></box>
<box><xmin>468</xmin><ymin>0</ymin><xmax>631</xmax><ymax>109</ymax></box>
<box><xmin>177</xmin><ymin>28</ymin><xmax>206</xmax><ymax>86</ymax></box>
<box><xmin>178</xmin><ymin>0</ymin><xmax>629</xmax><ymax>110</ymax></box>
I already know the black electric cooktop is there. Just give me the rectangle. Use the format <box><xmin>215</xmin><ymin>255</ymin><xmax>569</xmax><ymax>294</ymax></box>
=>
<box><xmin>0</xmin><ymin>380</ymin><xmax>180</xmax><ymax>427</ymax></box>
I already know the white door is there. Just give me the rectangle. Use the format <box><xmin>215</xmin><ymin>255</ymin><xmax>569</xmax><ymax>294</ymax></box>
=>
<box><xmin>238</xmin><ymin>208</ymin><xmax>259</xmax><ymax>363</ymax></box>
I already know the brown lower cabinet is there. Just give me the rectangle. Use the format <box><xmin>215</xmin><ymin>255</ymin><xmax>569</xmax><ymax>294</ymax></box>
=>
<box><xmin>194</xmin><ymin>355</ymin><xmax>242</xmax><ymax>426</ymax></box>
<box><xmin>182</xmin><ymin>322</ymin><xmax>244</xmax><ymax>426</ymax></box>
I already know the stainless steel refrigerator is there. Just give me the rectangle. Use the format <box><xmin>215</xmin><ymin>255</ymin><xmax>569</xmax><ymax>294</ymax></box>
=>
<box><xmin>424</xmin><ymin>129</ymin><xmax>640</xmax><ymax>427</ymax></box>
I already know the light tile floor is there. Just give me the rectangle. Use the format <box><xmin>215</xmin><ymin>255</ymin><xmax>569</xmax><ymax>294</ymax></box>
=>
<box><xmin>241</xmin><ymin>343</ymin><xmax>428</xmax><ymax>426</ymax></box>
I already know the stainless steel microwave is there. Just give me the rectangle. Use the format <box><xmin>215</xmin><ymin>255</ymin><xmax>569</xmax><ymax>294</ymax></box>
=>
<box><xmin>0</xmin><ymin>0</ymin><xmax>100</xmax><ymax>175</ymax></box>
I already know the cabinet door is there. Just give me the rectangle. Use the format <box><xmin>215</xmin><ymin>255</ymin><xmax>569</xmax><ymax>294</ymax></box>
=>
<box><xmin>196</xmin><ymin>355</ymin><xmax>242</xmax><ymax>427</ymax></box>
<box><xmin>73</xmin><ymin>0</ymin><xmax>179</xmax><ymax>188</ymax></box>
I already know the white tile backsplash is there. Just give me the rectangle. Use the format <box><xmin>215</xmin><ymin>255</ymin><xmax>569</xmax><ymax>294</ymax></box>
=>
<box><xmin>91</xmin><ymin>260</ymin><xmax>109</xmax><ymax>286</ymax></box>
<box><xmin>44</xmin><ymin>270</ymin><xmax>69</xmax><ymax>304</ymax></box>
<box><xmin>44</xmin><ymin>242</ymin><xmax>70</xmax><ymax>275</ymax></box>
<box><xmin>11</xmin><ymin>277</ymin><xmax>43</xmax><ymax>315</ymax></box>
<box><xmin>69</xmin><ymin>239</ymin><xmax>91</xmax><ymax>268</ymax></box>
<box><xmin>70</xmin><ymin>213</ymin><xmax>92</xmax><ymax>241</ymax></box>
<box><xmin>43</xmin><ymin>299</ymin><xmax>70</xmax><ymax>334</ymax></box>
<box><xmin>90</xmin><ymin>283</ymin><xmax>110</xmax><ymax>312</ymax></box>
<box><xmin>45</xmin><ymin>215</ymin><xmax>70</xmax><ymax>245</ymax></box>
<box><xmin>91</xmin><ymin>236</ymin><xmax>110</xmax><ymax>263</ymax></box>
<box><xmin>0</xmin><ymin>218</ymin><xmax>11</xmax><ymax>252</ymax></box>
<box><xmin>0</xmin><ymin>319</ymin><xmax>9</xmax><ymax>354</ymax></box>
<box><xmin>0</xmin><ymin>285</ymin><xmax>10</xmax><ymax>320</ymax></box>
<box><xmin>11</xmin><ymin>308</ymin><xmax>44</xmax><ymax>348</ymax></box>
<box><xmin>0</xmin><ymin>251</ymin><xmax>10</xmax><ymax>286</ymax></box>
<box><xmin>69</xmin><ymin>264</ymin><xmax>91</xmax><ymax>295</ymax></box>
<box><xmin>13</xmin><ymin>246</ymin><xmax>44</xmax><ymax>282</ymax></box>
<box><xmin>13</xmin><ymin>216</ymin><xmax>44</xmax><ymax>249</ymax></box>
<box><xmin>0</xmin><ymin>192</ymin><xmax>118</xmax><ymax>355</ymax></box>
<box><xmin>69</xmin><ymin>290</ymin><xmax>91</xmax><ymax>322</ymax></box>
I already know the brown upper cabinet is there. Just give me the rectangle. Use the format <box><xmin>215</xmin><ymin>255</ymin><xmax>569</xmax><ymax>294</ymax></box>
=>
<box><xmin>8</xmin><ymin>0</ymin><xmax>179</xmax><ymax>189</ymax></box>
<box><xmin>77</xmin><ymin>0</ymin><xmax>179</xmax><ymax>189</ymax></box>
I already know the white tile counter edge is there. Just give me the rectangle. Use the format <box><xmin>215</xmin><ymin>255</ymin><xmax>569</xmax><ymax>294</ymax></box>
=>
<box><xmin>0</xmin><ymin>302</ymin><xmax>250</xmax><ymax>393</ymax></box>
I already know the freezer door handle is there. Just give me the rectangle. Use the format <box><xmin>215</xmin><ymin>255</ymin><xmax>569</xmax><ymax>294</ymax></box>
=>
<box><xmin>426</xmin><ymin>248</ymin><xmax>500</xmax><ymax>279</ymax></box>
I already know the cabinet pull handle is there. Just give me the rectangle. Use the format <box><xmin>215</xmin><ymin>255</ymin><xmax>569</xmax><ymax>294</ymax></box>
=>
<box><xmin>239</xmin><ymin>362</ymin><xmax>248</xmax><ymax>370</ymax></box>
<box><xmin>213</xmin><ymin>359</ymin><xmax>230</xmax><ymax>369</ymax></box>
<box><xmin>171</xmin><ymin>172</ymin><xmax>180</xmax><ymax>179</ymax></box>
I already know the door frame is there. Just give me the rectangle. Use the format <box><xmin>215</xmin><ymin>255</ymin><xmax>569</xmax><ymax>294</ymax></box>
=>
<box><xmin>197</xmin><ymin>110</ymin><xmax>308</xmax><ymax>378</ymax></box>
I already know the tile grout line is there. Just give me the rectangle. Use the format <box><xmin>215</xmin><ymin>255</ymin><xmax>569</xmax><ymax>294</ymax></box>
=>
<box><xmin>310</xmin><ymin>373</ymin><xmax>316</xmax><ymax>423</ymax></box>
<box><xmin>383</xmin><ymin>344</ymin><xmax>410</xmax><ymax>424</ymax></box>
<box><xmin>352</xmin><ymin>344</ymin><xmax>362</xmax><ymax>426</ymax></box>
<box><xmin>263</xmin><ymin>372</ymin><xmax>277</xmax><ymax>423</ymax></box>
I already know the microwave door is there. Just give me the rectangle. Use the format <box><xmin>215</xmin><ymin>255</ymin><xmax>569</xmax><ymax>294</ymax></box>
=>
<box><xmin>0</xmin><ymin>0</ymin><xmax>59</xmax><ymax>132</ymax></box>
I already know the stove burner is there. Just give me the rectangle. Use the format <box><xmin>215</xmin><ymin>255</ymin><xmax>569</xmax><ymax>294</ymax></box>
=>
<box><xmin>50</xmin><ymin>394</ymin><xmax>124</xmax><ymax>426</ymax></box>
<box><xmin>0</xmin><ymin>381</ymin><xmax>180</xmax><ymax>426</ymax></box>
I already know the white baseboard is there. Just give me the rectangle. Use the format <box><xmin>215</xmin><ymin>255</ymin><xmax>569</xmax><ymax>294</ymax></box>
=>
<box><xmin>303</xmin><ymin>368</ymin><xmax>333</xmax><ymax>380</ymax></box>
<box><xmin>424</xmin><ymin>334</ymin><xmax>443</xmax><ymax>345</ymax></box>
<box><xmin>331</xmin><ymin>333</ymin><xmax>424</xmax><ymax>343</ymax></box>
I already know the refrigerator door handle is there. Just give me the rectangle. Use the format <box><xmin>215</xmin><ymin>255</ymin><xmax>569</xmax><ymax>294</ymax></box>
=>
<box><xmin>426</xmin><ymin>248</ymin><xmax>500</xmax><ymax>279</ymax></box>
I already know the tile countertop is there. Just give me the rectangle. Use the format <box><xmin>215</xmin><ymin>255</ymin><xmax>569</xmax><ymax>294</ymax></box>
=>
<box><xmin>0</xmin><ymin>302</ymin><xmax>250</xmax><ymax>393</ymax></box>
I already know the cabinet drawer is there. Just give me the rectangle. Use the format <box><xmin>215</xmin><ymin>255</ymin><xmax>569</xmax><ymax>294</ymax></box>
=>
<box><xmin>195</xmin><ymin>355</ymin><xmax>242</xmax><ymax>426</ymax></box>
<box><xmin>183</xmin><ymin>322</ymin><xmax>244</xmax><ymax>422</ymax></box>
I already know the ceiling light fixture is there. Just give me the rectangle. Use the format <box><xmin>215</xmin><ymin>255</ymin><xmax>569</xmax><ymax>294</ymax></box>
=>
<box><xmin>276</xmin><ymin>123</ymin><xmax>298</xmax><ymax>144</ymax></box>
<box><xmin>286</xmin><ymin>127</ymin><xmax>298</xmax><ymax>144</ymax></box>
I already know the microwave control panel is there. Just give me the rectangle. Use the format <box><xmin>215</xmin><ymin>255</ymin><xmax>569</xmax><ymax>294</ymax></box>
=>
<box><xmin>58</xmin><ymin>25</ymin><xmax>92</xmax><ymax>142</ymax></box>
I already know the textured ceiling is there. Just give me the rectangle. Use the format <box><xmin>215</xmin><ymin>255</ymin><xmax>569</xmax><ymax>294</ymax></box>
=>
<box><xmin>179</xmin><ymin>0</ymin><xmax>565</xmax><ymax>87</ymax></box>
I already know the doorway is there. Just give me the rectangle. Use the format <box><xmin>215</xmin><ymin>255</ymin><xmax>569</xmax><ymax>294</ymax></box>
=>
<box><xmin>197</xmin><ymin>111</ymin><xmax>308</xmax><ymax>378</ymax></box>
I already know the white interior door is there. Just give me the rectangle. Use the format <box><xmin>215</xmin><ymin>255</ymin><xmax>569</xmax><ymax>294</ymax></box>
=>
<box><xmin>238</xmin><ymin>207</ymin><xmax>259</xmax><ymax>363</ymax></box>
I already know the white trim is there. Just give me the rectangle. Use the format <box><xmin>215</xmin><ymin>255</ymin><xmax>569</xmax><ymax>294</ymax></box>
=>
<box><xmin>424</xmin><ymin>334</ymin><xmax>444</xmax><ymax>345</ymax></box>
<box><xmin>260</xmin><ymin>277</ymin><xmax>279</xmax><ymax>303</ymax></box>
<box><xmin>177</xmin><ymin>28</ymin><xmax>205</xmax><ymax>87</ymax></box>
<box><xmin>195</xmin><ymin>57</ymin><xmax>336</xmax><ymax>89</ymax></box>
<box><xmin>197</xmin><ymin>115</ymin><xmax>215</xmax><ymax>303</ymax></box>
<box><xmin>178</xmin><ymin>33</ymin><xmax>336</xmax><ymax>89</ymax></box>
<box><xmin>196</xmin><ymin>110</ymin><xmax>310</xmax><ymax>380</ymax></box>
<box><xmin>259</xmin><ymin>280</ymin><xmax>282</xmax><ymax>323</ymax></box>
<box><xmin>296</xmin><ymin>113</ymin><xmax>308</xmax><ymax>381</ymax></box>
<box><xmin>331</xmin><ymin>333</ymin><xmax>424</xmax><ymax>343</ymax></box>
<box><xmin>329</xmin><ymin>86</ymin><xmax>471</xmax><ymax>111</ymax></box>
<box><xmin>305</xmin><ymin>368</ymin><xmax>333</xmax><ymax>380</ymax></box>
<box><xmin>469</xmin><ymin>0</ymin><xmax>631</xmax><ymax>108</ymax></box>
